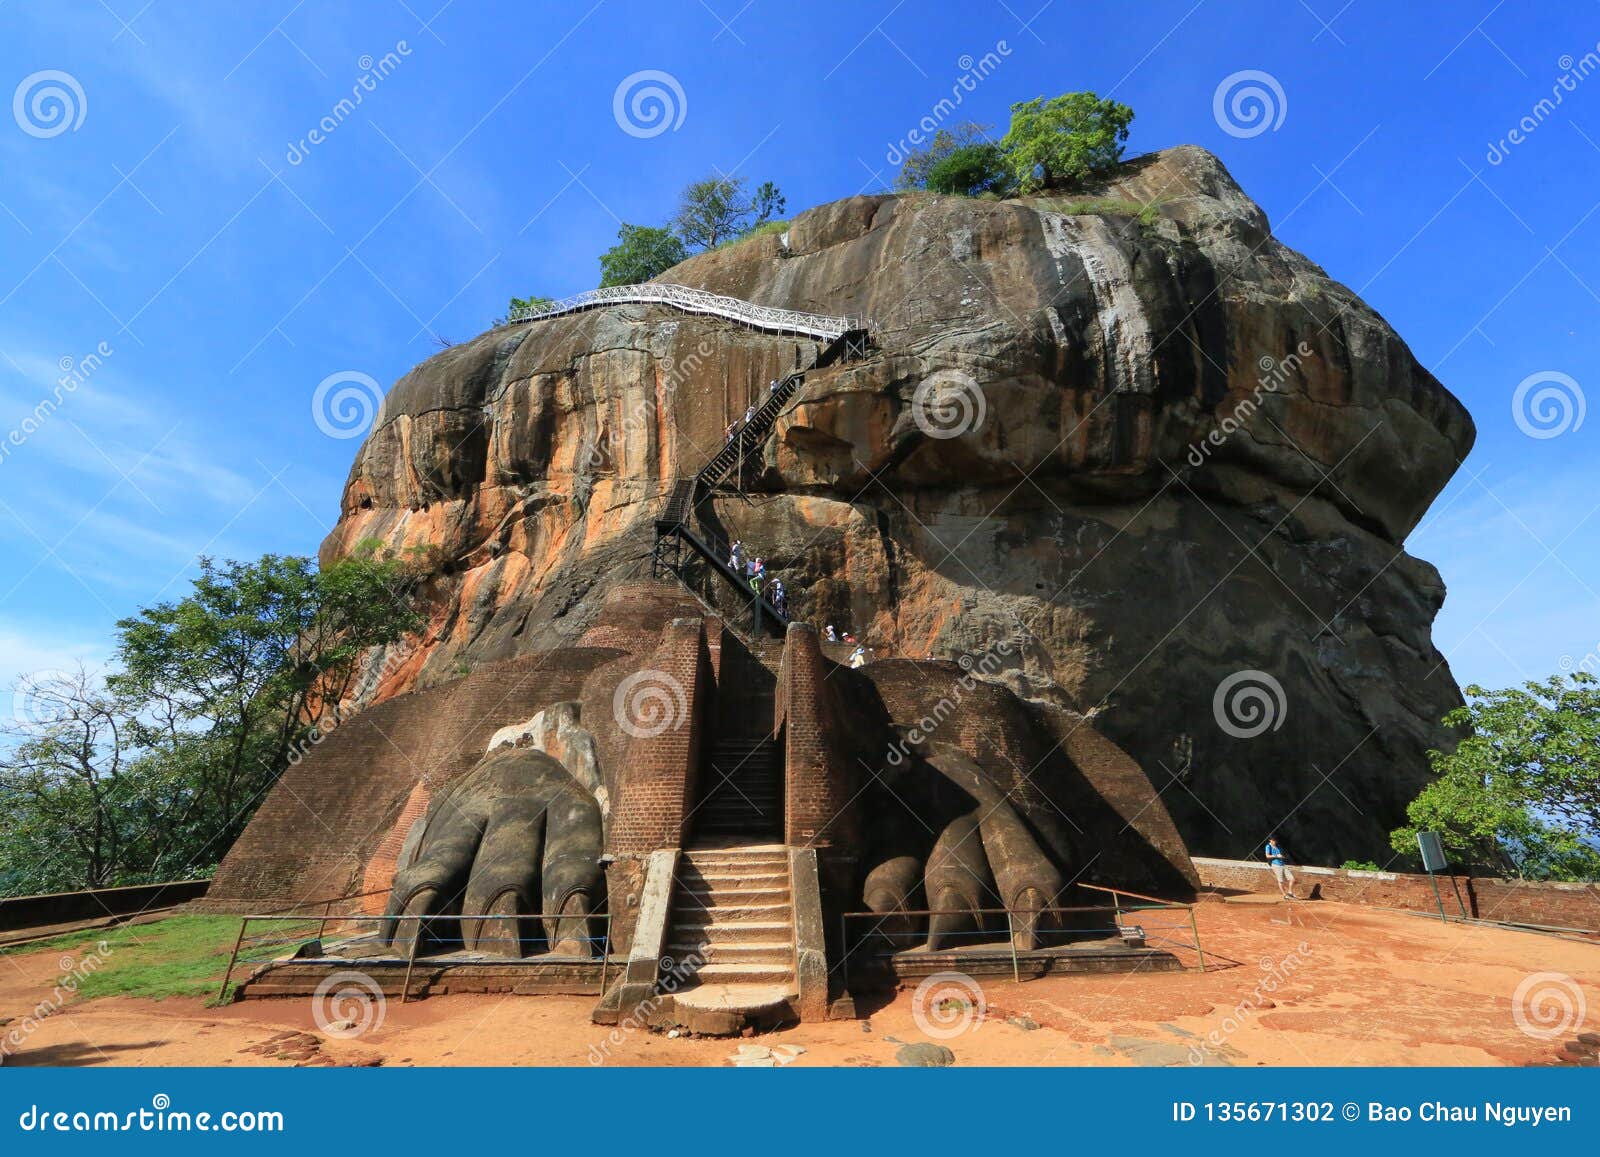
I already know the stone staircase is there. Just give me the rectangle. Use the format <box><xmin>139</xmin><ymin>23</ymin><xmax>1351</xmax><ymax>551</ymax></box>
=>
<box><xmin>693</xmin><ymin>738</ymin><xmax>783</xmax><ymax>836</ymax></box>
<box><xmin>664</xmin><ymin>844</ymin><xmax>796</xmax><ymax>1028</ymax></box>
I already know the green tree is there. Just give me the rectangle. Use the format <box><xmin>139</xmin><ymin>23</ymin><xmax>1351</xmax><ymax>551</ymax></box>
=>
<box><xmin>894</xmin><ymin>121</ymin><xmax>994</xmax><ymax>190</ymax></box>
<box><xmin>671</xmin><ymin>174</ymin><xmax>785</xmax><ymax>250</ymax></box>
<box><xmin>0</xmin><ymin>551</ymin><xmax>421</xmax><ymax>895</ymax></box>
<box><xmin>597</xmin><ymin>224</ymin><xmax>688</xmax><ymax>287</ymax></box>
<box><xmin>925</xmin><ymin>141</ymin><xmax>1014</xmax><ymax>197</ymax></box>
<box><xmin>1000</xmin><ymin>92</ymin><xmax>1134</xmax><ymax>193</ymax></box>
<box><xmin>494</xmin><ymin>295</ymin><xmax>554</xmax><ymax>326</ymax></box>
<box><xmin>752</xmin><ymin>180</ymin><xmax>786</xmax><ymax>226</ymax></box>
<box><xmin>1391</xmin><ymin>673</ymin><xmax>1600</xmax><ymax>880</ymax></box>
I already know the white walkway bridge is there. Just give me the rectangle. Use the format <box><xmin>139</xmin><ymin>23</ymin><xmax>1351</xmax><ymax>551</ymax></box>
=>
<box><xmin>506</xmin><ymin>282</ymin><xmax>872</xmax><ymax>342</ymax></box>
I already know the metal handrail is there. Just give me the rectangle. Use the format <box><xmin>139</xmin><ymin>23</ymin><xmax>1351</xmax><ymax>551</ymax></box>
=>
<box><xmin>507</xmin><ymin>282</ymin><xmax>874</xmax><ymax>340</ymax></box>
<box><xmin>217</xmin><ymin>909</ymin><xmax>616</xmax><ymax>1005</ymax></box>
<box><xmin>838</xmin><ymin>898</ymin><xmax>1207</xmax><ymax>991</ymax></box>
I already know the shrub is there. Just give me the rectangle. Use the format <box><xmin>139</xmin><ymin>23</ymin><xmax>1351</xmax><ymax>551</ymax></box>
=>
<box><xmin>925</xmin><ymin>142</ymin><xmax>1013</xmax><ymax>197</ymax></box>
<box><xmin>894</xmin><ymin>121</ymin><xmax>993</xmax><ymax>191</ymax></box>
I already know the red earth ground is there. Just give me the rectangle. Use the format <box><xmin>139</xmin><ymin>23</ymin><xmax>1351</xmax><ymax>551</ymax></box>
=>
<box><xmin>1</xmin><ymin>897</ymin><xmax>1595</xmax><ymax>1067</ymax></box>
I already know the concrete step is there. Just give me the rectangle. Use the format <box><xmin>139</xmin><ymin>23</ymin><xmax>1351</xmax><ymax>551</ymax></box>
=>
<box><xmin>682</xmin><ymin>858</ymin><xmax>788</xmax><ymax>872</ymax></box>
<box><xmin>679</xmin><ymin>870</ymin><xmax>788</xmax><ymax>886</ymax></box>
<box><xmin>684</xmin><ymin>842</ymin><xmax>787</xmax><ymax>855</ymax></box>
<box><xmin>696</xmin><ymin>793</ymin><xmax>781</xmax><ymax>805</ymax></box>
<box><xmin>674</xmin><ymin>902</ymin><xmax>791</xmax><ymax>925</ymax></box>
<box><xmin>666</xmin><ymin>919</ymin><xmax>791</xmax><ymax>943</ymax></box>
<box><xmin>681</xmin><ymin>896</ymin><xmax>793</xmax><ymax>915</ymax></box>
<box><xmin>694</xmin><ymin>807</ymin><xmax>782</xmax><ymax>820</ymax></box>
<box><xmin>678</xmin><ymin>961</ymin><xmax>794</xmax><ymax>984</ymax></box>
<box><xmin>695</xmin><ymin>808</ymin><xmax>782</xmax><ymax>823</ymax></box>
<box><xmin>666</xmin><ymin>940</ymin><xmax>794</xmax><ymax>962</ymax></box>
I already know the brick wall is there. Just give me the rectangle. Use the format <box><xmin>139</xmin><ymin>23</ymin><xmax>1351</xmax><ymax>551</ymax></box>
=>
<box><xmin>778</xmin><ymin>623</ymin><xmax>857</xmax><ymax>852</ymax></box>
<box><xmin>604</xmin><ymin>618</ymin><xmax>710</xmax><ymax>855</ymax></box>
<box><xmin>1194</xmin><ymin>857</ymin><xmax>1599</xmax><ymax>932</ymax></box>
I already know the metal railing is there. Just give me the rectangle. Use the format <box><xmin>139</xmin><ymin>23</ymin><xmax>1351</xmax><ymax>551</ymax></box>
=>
<box><xmin>507</xmin><ymin>282</ymin><xmax>874</xmax><ymax>341</ymax></box>
<box><xmin>217</xmin><ymin>906</ymin><xmax>615</xmax><ymax>1004</ymax></box>
<box><xmin>1076</xmin><ymin>883</ymin><xmax>1207</xmax><ymax>972</ymax></box>
<box><xmin>839</xmin><ymin>896</ymin><xmax>1206</xmax><ymax>992</ymax></box>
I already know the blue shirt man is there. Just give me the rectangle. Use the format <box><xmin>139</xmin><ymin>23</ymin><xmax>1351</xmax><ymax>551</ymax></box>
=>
<box><xmin>1264</xmin><ymin>835</ymin><xmax>1296</xmax><ymax>899</ymax></box>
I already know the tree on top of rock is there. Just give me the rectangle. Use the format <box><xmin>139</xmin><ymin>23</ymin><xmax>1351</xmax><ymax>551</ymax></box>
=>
<box><xmin>1000</xmin><ymin>92</ymin><xmax>1134</xmax><ymax>193</ymax></box>
<box><xmin>671</xmin><ymin>174</ymin><xmax>786</xmax><ymax>250</ymax></box>
<box><xmin>598</xmin><ymin>223</ymin><xmax>688</xmax><ymax>287</ymax></box>
<box><xmin>893</xmin><ymin>121</ymin><xmax>995</xmax><ymax>190</ymax></box>
<box><xmin>494</xmin><ymin>295</ymin><xmax>554</xmax><ymax>326</ymax></box>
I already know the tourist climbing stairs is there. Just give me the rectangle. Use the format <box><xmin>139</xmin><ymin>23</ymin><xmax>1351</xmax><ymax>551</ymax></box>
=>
<box><xmin>637</xmin><ymin>291</ymin><xmax>870</xmax><ymax>633</ymax></box>
<box><xmin>651</xmin><ymin>517</ymin><xmax>790</xmax><ymax>633</ymax></box>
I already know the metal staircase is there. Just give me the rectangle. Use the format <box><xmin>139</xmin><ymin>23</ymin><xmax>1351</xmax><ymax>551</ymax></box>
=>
<box><xmin>640</xmin><ymin>307</ymin><xmax>871</xmax><ymax>635</ymax></box>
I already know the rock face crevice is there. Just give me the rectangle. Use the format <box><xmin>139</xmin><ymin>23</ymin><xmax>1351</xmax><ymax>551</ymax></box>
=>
<box><xmin>322</xmin><ymin>146</ymin><xmax>1472</xmax><ymax>864</ymax></box>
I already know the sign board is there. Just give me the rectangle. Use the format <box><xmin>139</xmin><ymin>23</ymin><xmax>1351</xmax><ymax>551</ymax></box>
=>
<box><xmin>1416</xmin><ymin>831</ymin><xmax>1449</xmax><ymax>873</ymax></box>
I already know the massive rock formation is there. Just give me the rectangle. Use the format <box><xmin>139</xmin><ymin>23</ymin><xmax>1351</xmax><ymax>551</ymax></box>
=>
<box><xmin>321</xmin><ymin>145</ymin><xmax>1472</xmax><ymax>866</ymax></box>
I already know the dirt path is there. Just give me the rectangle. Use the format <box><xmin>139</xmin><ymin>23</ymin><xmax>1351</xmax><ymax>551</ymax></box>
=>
<box><xmin>2</xmin><ymin>899</ymin><xmax>1595</xmax><ymax>1067</ymax></box>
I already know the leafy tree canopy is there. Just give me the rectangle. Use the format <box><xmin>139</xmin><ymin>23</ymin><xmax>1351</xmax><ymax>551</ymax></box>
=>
<box><xmin>671</xmin><ymin>174</ymin><xmax>786</xmax><ymax>251</ymax></box>
<box><xmin>1000</xmin><ymin>92</ymin><xmax>1134</xmax><ymax>192</ymax></box>
<box><xmin>598</xmin><ymin>224</ymin><xmax>688</xmax><ymax>287</ymax></box>
<box><xmin>1391</xmin><ymin>673</ymin><xmax>1600</xmax><ymax>881</ymax></box>
<box><xmin>0</xmin><ymin>550</ymin><xmax>421</xmax><ymax>896</ymax></box>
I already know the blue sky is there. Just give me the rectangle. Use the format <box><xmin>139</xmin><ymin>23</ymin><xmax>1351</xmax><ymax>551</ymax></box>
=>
<box><xmin>0</xmin><ymin>0</ymin><xmax>1596</xmax><ymax>697</ymax></box>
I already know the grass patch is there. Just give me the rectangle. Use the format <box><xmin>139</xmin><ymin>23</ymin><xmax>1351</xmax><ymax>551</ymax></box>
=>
<box><xmin>716</xmin><ymin>218</ymin><xmax>790</xmax><ymax>249</ymax></box>
<box><xmin>0</xmin><ymin>914</ymin><xmax>264</xmax><ymax>1003</ymax></box>
<box><xmin>1043</xmin><ymin>197</ymin><xmax>1166</xmax><ymax>228</ymax></box>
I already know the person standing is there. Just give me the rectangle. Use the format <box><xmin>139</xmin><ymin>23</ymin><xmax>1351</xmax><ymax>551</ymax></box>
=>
<box><xmin>1264</xmin><ymin>834</ymin><xmax>1296</xmax><ymax>899</ymax></box>
<box><xmin>729</xmin><ymin>539</ymin><xmax>743</xmax><ymax>571</ymax></box>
